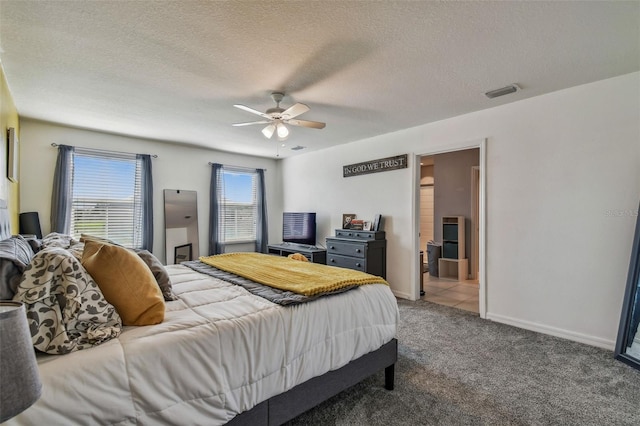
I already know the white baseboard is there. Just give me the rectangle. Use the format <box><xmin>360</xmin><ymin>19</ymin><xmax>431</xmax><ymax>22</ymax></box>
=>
<box><xmin>486</xmin><ymin>312</ymin><xmax>615</xmax><ymax>350</ymax></box>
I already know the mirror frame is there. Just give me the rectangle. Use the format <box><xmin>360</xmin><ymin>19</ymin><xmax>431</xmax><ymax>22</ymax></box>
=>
<box><xmin>614</xmin><ymin>201</ymin><xmax>640</xmax><ymax>371</ymax></box>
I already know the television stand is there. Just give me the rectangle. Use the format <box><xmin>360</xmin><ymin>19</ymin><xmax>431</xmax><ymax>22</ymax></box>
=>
<box><xmin>268</xmin><ymin>243</ymin><xmax>327</xmax><ymax>264</ymax></box>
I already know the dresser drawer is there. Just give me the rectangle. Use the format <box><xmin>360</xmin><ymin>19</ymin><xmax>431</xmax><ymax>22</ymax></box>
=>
<box><xmin>326</xmin><ymin>239</ymin><xmax>366</xmax><ymax>258</ymax></box>
<box><xmin>327</xmin><ymin>254</ymin><xmax>366</xmax><ymax>272</ymax></box>
<box><xmin>335</xmin><ymin>229</ymin><xmax>385</xmax><ymax>240</ymax></box>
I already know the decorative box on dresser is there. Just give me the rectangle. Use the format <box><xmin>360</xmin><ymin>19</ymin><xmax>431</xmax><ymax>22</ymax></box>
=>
<box><xmin>326</xmin><ymin>229</ymin><xmax>386</xmax><ymax>278</ymax></box>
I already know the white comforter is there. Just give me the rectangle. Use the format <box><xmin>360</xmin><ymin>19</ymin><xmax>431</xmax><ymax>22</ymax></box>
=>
<box><xmin>8</xmin><ymin>264</ymin><xmax>398</xmax><ymax>425</ymax></box>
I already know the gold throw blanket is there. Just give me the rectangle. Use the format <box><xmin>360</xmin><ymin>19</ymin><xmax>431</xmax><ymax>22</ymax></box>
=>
<box><xmin>199</xmin><ymin>252</ymin><xmax>388</xmax><ymax>296</ymax></box>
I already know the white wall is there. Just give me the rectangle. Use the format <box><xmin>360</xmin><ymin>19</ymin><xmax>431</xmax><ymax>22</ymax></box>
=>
<box><xmin>18</xmin><ymin>120</ymin><xmax>282</xmax><ymax>263</ymax></box>
<box><xmin>281</xmin><ymin>72</ymin><xmax>640</xmax><ymax>349</ymax></box>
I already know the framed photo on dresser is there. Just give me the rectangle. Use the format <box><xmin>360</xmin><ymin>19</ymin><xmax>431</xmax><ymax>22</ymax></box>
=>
<box><xmin>342</xmin><ymin>214</ymin><xmax>356</xmax><ymax>229</ymax></box>
<box><xmin>373</xmin><ymin>214</ymin><xmax>382</xmax><ymax>231</ymax></box>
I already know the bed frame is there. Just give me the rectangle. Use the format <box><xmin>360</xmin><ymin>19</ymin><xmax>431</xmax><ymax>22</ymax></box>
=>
<box><xmin>0</xmin><ymin>203</ymin><xmax>397</xmax><ymax>425</ymax></box>
<box><xmin>228</xmin><ymin>338</ymin><xmax>397</xmax><ymax>425</ymax></box>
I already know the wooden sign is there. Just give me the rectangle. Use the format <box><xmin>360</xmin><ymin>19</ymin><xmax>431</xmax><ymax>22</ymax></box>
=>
<box><xmin>343</xmin><ymin>154</ymin><xmax>408</xmax><ymax>178</ymax></box>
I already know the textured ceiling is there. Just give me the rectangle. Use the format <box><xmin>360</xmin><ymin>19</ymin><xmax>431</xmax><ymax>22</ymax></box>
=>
<box><xmin>1</xmin><ymin>1</ymin><xmax>638</xmax><ymax>158</ymax></box>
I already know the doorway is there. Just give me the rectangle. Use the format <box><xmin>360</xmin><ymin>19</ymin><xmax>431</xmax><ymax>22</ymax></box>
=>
<box><xmin>413</xmin><ymin>140</ymin><xmax>486</xmax><ymax>318</ymax></box>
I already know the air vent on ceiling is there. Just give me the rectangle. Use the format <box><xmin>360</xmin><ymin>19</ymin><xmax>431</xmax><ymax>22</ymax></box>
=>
<box><xmin>485</xmin><ymin>84</ymin><xmax>520</xmax><ymax>99</ymax></box>
<box><xmin>291</xmin><ymin>145</ymin><xmax>306</xmax><ymax>151</ymax></box>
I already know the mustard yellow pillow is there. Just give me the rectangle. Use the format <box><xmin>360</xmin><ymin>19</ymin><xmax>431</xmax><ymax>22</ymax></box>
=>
<box><xmin>81</xmin><ymin>240</ymin><xmax>165</xmax><ymax>326</ymax></box>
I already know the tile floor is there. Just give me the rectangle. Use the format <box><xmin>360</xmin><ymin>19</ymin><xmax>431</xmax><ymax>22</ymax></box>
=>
<box><xmin>421</xmin><ymin>269</ymin><xmax>479</xmax><ymax>314</ymax></box>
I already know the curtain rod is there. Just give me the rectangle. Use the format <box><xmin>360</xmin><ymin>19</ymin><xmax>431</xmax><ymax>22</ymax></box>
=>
<box><xmin>207</xmin><ymin>162</ymin><xmax>266</xmax><ymax>172</ymax></box>
<box><xmin>51</xmin><ymin>143</ymin><xmax>158</xmax><ymax>158</ymax></box>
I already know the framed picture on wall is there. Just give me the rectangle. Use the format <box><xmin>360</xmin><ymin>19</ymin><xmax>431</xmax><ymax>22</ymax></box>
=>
<box><xmin>0</xmin><ymin>131</ymin><xmax>6</xmax><ymax>201</ymax></box>
<box><xmin>7</xmin><ymin>128</ymin><xmax>18</xmax><ymax>183</ymax></box>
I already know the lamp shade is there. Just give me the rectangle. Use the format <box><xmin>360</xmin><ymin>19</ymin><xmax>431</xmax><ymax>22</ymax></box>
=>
<box><xmin>276</xmin><ymin>122</ymin><xmax>289</xmax><ymax>139</ymax></box>
<box><xmin>0</xmin><ymin>301</ymin><xmax>42</xmax><ymax>422</ymax></box>
<box><xmin>19</xmin><ymin>212</ymin><xmax>43</xmax><ymax>239</ymax></box>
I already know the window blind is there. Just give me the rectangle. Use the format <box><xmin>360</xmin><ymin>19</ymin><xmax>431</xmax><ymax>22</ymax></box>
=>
<box><xmin>69</xmin><ymin>148</ymin><xmax>144</xmax><ymax>248</ymax></box>
<box><xmin>218</xmin><ymin>168</ymin><xmax>258</xmax><ymax>242</ymax></box>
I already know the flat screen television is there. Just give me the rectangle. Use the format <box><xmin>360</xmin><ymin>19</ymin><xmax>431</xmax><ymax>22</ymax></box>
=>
<box><xmin>283</xmin><ymin>212</ymin><xmax>316</xmax><ymax>246</ymax></box>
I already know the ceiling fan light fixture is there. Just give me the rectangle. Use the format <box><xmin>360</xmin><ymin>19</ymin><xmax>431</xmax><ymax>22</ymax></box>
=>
<box><xmin>276</xmin><ymin>122</ymin><xmax>289</xmax><ymax>139</ymax></box>
<box><xmin>262</xmin><ymin>124</ymin><xmax>276</xmax><ymax>139</ymax></box>
<box><xmin>233</xmin><ymin>92</ymin><xmax>325</xmax><ymax>142</ymax></box>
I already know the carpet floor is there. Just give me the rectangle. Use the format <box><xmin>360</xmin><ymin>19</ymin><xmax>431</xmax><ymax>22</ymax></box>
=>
<box><xmin>287</xmin><ymin>299</ymin><xmax>640</xmax><ymax>425</ymax></box>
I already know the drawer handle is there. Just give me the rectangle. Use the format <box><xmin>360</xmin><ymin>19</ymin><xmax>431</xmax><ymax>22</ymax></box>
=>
<box><xmin>330</xmin><ymin>246</ymin><xmax>335</xmax><ymax>249</ymax></box>
<box><xmin>330</xmin><ymin>259</ymin><xmax>335</xmax><ymax>263</ymax></box>
<box><xmin>355</xmin><ymin>249</ymin><xmax>361</xmax><ymax>253</ymax></box>
<box><xmin>356</xmin><ymin>263</ymin><xmax>361</xmax><ymax>267</ymax></box>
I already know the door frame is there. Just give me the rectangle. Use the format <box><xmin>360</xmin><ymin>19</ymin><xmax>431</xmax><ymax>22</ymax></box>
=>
<box><xmin>471</xmin><ymin>166</ymin><xmax>480</xmax><ymax>281</ymax></box>
<box><xmin>412</xmin><ymin>138</ymin><xmax>487</xmax><ymax>318</ymax></box>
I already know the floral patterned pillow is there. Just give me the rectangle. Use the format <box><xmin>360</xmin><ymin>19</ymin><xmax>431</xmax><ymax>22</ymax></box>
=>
<box><xmin>13</xmin><ymin>247</ymin><xmax>122</xmax><ymax>355</ymax></box>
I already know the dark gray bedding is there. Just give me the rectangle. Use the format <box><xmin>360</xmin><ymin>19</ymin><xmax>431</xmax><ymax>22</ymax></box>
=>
<box><xmin>182</xmin><ymin>260</ymin><xmax>355</xmax><ymax>305</ymax></box>
<box><xmin>0</xmin><ymin>235</ymin><xmax>35</xmax><ymax>299</ymax></box>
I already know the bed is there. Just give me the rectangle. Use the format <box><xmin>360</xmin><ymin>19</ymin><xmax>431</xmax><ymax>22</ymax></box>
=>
<box><xmin>0</xmin><ymin>206</ymin><xmax>398</xmax><ymax>425</ymax></box>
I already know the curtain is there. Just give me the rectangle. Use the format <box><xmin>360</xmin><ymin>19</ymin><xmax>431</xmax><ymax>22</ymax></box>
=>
<box><xmin>138</xmin><ymin>154</ymin><xmax>154</xmax><ymax>251</ymax></box>
<box><xmin>255</xmin><ymin>168</ymin><xmax>268</xmax><ymax>253</ymax></box>
<box><xmin>209</xmin><ymin>163</ymin><xmax>224</xmax><ymax>255</ymax></box>
<box><xmin>50</xmin><ymin>144</ymin><xmax>74</xmax><ymax>233</ymax></box>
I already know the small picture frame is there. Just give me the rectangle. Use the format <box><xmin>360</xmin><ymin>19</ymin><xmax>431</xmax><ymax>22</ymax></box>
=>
<box><xmin>342</xmin><ymin>213</ymin><xmax>356</xmax><ymax>229</ymax></box>
<box><xmin>7</xmin><ymin>128</ymin><xmax>18</xmax><ymax>183</ymax></box>
<box><xmin>363</xmin><ymin>221</ymin><xmax>372</xmax><ymax>231</ymax></box>
<box><xmin>373</xmin><ymin>214</ymin><xmax>382</xmax><ymax>231</ymax></box>
<box><xmin>174</xmin><ymin>243</ymin><xmax>193</xmax><ymax>264</ymax></box>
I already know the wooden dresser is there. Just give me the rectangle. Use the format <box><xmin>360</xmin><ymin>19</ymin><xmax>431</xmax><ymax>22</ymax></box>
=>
<box><xmin>326</xmin><ymin>229</ymin><xmax>386</xmax><ymax>278</ymax></box>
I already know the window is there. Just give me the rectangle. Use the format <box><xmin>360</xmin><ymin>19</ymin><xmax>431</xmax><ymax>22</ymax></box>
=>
<box><xmin>217</xmin><ymin>169</ymin><xmax>258</xmax><ymax>243</ymax></box>
<box><xmin>209</xmin><ymin>163</ymin><xmax>267</xmax><ymax>255</ymax></box>
<box><xmin>69</xmin><ymin>149</ymin><xmax>146</xmax><ymax>248</ymax></box>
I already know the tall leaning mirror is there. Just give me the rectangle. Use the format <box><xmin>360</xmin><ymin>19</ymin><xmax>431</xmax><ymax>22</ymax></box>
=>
<box><xmin>614</xmin><ymin>201</ymin><xmax>640</xmax><ymax>370</ymax></box>
<box><xmin>164</xmin><ymin>189</ymin><xmax>199</xmax><ymax>265</ymax></box>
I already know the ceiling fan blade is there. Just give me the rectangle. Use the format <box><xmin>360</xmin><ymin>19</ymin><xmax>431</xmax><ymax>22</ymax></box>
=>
<box><xmin>281</xmin><ymin>103</ymin><xmax>310</xmax><ymax>119</ymax></box>
<box><xmin>234</xmin><ymin>104</ymin><xmax>271</xmax><ymax>119</ymax></box>
<box><xmin>262</xmin><ymin>124</ymin><xmax>276</xmax><ymax>139</ymax></box>
<box><xmin>286</xmin><ymin>119</ymin><xmax>326</xmax><ymax>129</ymax></box>
<box><xmin>232</xmin><ymin>120</ymin><xmax>272</xmax><ymax>127</ymax></box>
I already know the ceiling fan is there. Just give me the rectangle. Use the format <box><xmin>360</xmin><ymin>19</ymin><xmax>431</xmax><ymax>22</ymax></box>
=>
<box><xmin>232</xmin><ymin>92</ymin><xmax>326</xmax><ymax>140</ymax></box>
